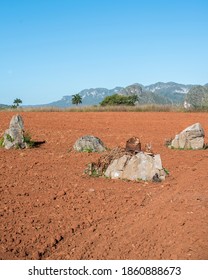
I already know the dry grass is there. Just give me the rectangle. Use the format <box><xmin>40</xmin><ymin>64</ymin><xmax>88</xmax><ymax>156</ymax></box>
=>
<box><xmin>2</xmin><ymin>104</ymin><xmax>208</xmax><ymax>112</ymax></box>
<box><xmin>1</xmin><ymin>104</ymin><xmax>187</xmax><ymax>112</ymax></box>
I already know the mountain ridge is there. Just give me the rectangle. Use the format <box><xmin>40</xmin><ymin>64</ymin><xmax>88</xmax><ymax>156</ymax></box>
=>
<box><xmin>25</xmin><ymin>82</ymin><xmax>208</xmax><ymax>107</ymax></box>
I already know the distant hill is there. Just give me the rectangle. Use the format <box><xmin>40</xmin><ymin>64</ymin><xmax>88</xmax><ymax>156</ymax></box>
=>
<box><xmin>185</xmin><ymin>86</ymin><xmax>208</xmax><ymax>108</ymax></box>
<box><xmin>44</xmin><ymin>87</ymin><xmax>123</xmax><ymax>107</ymax></box>
<box><xmin>27</xmin><ymin>82</ymin><xmax>207</xmax><ymax>107</ymax></box>
<box><xmin>0</xmin><ymin>104</ymin><xmax>9</xmax><ymax>109</ymax></box>
<box><xmin>145</xmin><ymin>82</ymin><xmax>194</xmax><ymax>104</ymax></box>
<box><xmin>78</xmin><ymin>87</ymin><xmax>123</xmax><ymax>106</ymax></box>
<box><xmin>119</xmin><ymin>83</ymin><xmax>143</xmax><ymax>96</ymax></box>
<box><xmin>118</xmin><ymin>83</ymin><xmax>171</xmax><ymax>104</ymax></box>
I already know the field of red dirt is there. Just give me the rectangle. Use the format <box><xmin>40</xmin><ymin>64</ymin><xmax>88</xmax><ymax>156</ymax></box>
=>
<box><xmin>0</xmin><ymin>111</ymin><xmax>208</xmax><ymax>260</ymax></box>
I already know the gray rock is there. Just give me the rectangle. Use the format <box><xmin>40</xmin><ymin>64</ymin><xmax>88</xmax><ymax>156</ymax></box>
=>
<box><xmin>170</xmin><ymin>123</ymin><xmax>205</xmax><ymax>149</ymax></box>
<box><xmin>2</xmin><ymin>115</ymin><xmax>28</xmax><ymax>149</ymax></box>
<box><xmin>104</xmin><ymin>155</ymin><xmax>131</xmax><ymax>179</ymax></box>
<box><xmin>73</xmin><ymin>135</ymin><xmax>106</xmax><ymax>152</ymax></box>
<box><xmin>152</xmin><ymin>173</ymin><xmax>162</xmax><ymax>182</ymax></box>
<box><xmin>104</xmin><ymin>152</ymin><xmax>165</xmax><ymax>181</ymax></box>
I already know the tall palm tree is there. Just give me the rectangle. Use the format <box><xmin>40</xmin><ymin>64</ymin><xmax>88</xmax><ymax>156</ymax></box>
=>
<box><xmin>72</xmin><ymin>94</ymin><xmax>82</xmax><ymax>106</ymax></box>
<box><xmin>12</xmin><ymin>98</ymin><xmax>22</xmax><ymax>108</ymax></box>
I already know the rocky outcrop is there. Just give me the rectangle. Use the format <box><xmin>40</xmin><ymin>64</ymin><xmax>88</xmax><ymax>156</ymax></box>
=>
<box><xmin>104</xmin><ymin>152</ymin><xmax>165</xmax><ymax>181</ymax></box>
<box><xmin>2</xmin><ymin>115</ymin><xmax>28</xmax><ymax>149</ymax></box>
<box><xmin>170</xmin><ymin>123</ymin><xmax>205</xmax><ymax>150</ymax></box>
<box><xmin>86</xmin><ymin>143</ymin><xmax>166</xmax><ymax>182</ymax></box>
<box><xmin>185</xmin><ymin>86</ymin><xmax>208</xmax><ymax>108</ymax></box>
<box><xmin>73</xmin><ymin>135</ymin><xmax>106</xmax><ymax>152</ymax></box>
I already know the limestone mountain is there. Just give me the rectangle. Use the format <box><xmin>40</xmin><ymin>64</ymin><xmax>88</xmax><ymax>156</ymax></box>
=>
<box><xmin>118</xmin><ymin>83</ymin><xmax>171</xmax><ymax>104</ymax></box>
<box><xmin>44</xmin><ymin>87</ymin><xmax>123</xmax><ymax>107</ymax></box>
<box><xmin>118</xmin><ymin>83</ymin><xmax>143</xmax><ymax>96</ymax></box>
<box><xmin>185</xmin><ymin>86</ymin><xmax>208</xmax><ymax>108</ymax></box>
<box><xmin>26</xmin><ymin>82</ymin><xmax>205</xmax><ymax>107</ymax></box>
<box><xmin>78</xmin><ymin>87</ymin><xmax>123</xmax><ymax>105</ymax></box>
<box><xmin>145</xmin><ymin>82</ymin><xmax>194</xmax><ymax>104</ymax></box>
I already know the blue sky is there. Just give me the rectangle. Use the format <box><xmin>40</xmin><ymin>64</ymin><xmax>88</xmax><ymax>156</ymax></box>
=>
<box><xmin>0</xmin><ymin>0</ymin><xmax>208</xmax><ymax>105</ymax></box>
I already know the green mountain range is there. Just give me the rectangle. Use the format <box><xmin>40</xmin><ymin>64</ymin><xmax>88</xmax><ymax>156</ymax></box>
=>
<box><xmin>42</xmin><ymin>82</ymin><xmax>198</xmax><ymax>107</ymax></box>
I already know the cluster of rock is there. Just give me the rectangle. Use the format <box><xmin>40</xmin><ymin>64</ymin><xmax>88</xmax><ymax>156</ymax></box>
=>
<box><xmin>1</xmin><ymin>115</ymin><xmax>29</xmax><ymax>149</ymax></box>
<box><xmin>85</xmin><ymin>137</ymin><xmax>166</xmax><ymax>182</ymax></box>
<box><xmin>78</xmin><ymin>123</ymin><xmax>206</xmax><ymax>183</ymax></box>
<box><xmin>168</xmin><ymin>123</ymin><xmax>205</xmax><ymax>150</ymax></box>
<box><xmin>104</xmin><ymin>151</ymin><xmax>165</xmax><ymax>182</ymax></box>
<box><xmin>2</xmin><ymin>114</ymin><xmax>206</xmax><ymax>183</ymax></box>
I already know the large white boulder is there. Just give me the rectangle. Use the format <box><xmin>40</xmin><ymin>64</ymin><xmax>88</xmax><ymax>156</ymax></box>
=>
<box><xmin>104</xmin><ymin>152</ymin><xmax>165</xmax><ymax>181</ymax></box>
<box><xmin>170</xmin><ymin>123</ymin><xmax>205</xmax><ymax>150</ymax></box>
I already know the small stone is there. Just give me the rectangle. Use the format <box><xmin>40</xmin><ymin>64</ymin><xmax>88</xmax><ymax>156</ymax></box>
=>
<box><xmin>152</xmin><ymin>173</ymin><xmax>162</xmax><ymax>182</ymax></box>
<box><xmin>56</xmin><ymin>190</ymin><xmax>66</xmax><ymax>197</ymax></box>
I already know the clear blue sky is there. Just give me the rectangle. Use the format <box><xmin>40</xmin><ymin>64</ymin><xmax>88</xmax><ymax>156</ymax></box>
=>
<box><xmin>0</xmin><ymin>0</ymin><xmax>208</xmax><ymax>105</ymax></box>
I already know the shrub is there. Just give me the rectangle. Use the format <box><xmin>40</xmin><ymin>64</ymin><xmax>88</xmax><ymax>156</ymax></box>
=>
<box><xmin>100</xmin><ymin>94</ymin><xmax>138</xmax><ymax>106</ymax></box>
<box><xmin>6</xmin><ymin>134</ymin><xmax>14</xmax><ymax>142</ymax></box>
<box><xmin>23</xmin><ymin>132</ymin><xmax>35</xmax><ymax>148</ymax></box>
<box><xmin>0</xmin><ymin>137</ymin><xmax>4</xmax><ymax>147</ymax></box>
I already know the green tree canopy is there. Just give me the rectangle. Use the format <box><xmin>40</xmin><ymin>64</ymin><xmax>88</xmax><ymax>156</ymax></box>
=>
<box><xmin>100</xmin><ymin>94</ymin><xmax>138</xmax><ymax>106</ymax></box>
<box><xmin>72</xmin><ymin>94</ymin><xmax>82</xmax><ymax>106</ymax></box>
<box><xmin>12</xmin><ymin>98</ymin><xmax>22</xmax><ymax>108</ymax></box>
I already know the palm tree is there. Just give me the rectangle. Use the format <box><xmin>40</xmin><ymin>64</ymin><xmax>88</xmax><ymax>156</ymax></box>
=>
<box><xmin>12</xmin><ymin>98</ymin><xmax>22</xmax><ymax>108</ymax></box>
<box><xmin>72</xmin><ymin>94</ymin><xmax>82</xmax><ymax>106</ymax></box>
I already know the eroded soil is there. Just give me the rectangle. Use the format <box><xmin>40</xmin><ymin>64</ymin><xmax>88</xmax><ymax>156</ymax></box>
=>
<box><xmin>0</xmin><ymin>111</ymin><xmax>208</xmax><ymax>260</ymax></box>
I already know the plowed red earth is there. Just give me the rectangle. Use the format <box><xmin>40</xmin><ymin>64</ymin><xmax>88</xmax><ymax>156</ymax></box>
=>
<box><xmin>0</xmin><ymin>112</ymin><xmax>208</xmax><ymax>260</ymax></box>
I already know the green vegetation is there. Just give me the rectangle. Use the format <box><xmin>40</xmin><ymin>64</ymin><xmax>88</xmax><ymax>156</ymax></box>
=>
<box><xmin>6</xmin><ymin>134</ymin><xmax>14</xmax><ymax>142</ymax></box>
<box><xmin>11</xmin><ymin>98</ymin><xmax>22</xmax><ymax>109</ymax></box>
<box><xmin>0</xmin><ymin>137</ymin><xmax>4</xmax><ymax>147</ymax></box>
<box><xmin>85</xmin><ymin>163</ymin><xmax>100</xmax><ymax>177</ymax></box>
<box><xmin>163</xmin><ymin>168</ymin><xmax>170</xmax><ymax>175</ymax></box>
<box><xmin>23</xmin><ymin>132</ymin><xmax>35</xmax><ymax>148</ymax></box>
<box><xmin>14</xmin><ymin>143</ymin><xmax>21</xmax><ymax>149</ymax></box>
<box><xmin>0</xmin><ymin>132</ymin><xmax>35</xmax><ymax>149</ymax></box>
<box><xmin>72</xmin><ymin>94</ymin><xmax>82</xmax><ymax>106</ymax></box>
<box><xmin>89</xmin><ymin>169</ymin><xmax>100</xmax><ymax>177</ymax></box>
<box><xmin>82</xmin><ymin>147</ymin><xmax>94</xmax><ymax>153</ymax></box>
<box><xmin>100</xmin><ymin>94</ymin><xmax>138</xmax><ymax>106</ymax></box>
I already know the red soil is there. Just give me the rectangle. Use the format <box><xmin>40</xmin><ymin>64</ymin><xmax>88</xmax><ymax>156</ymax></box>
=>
<box><xmin>0</xmin><ymin>111</ymin><xmax>208</xmax><ymax>260</ymax></box>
